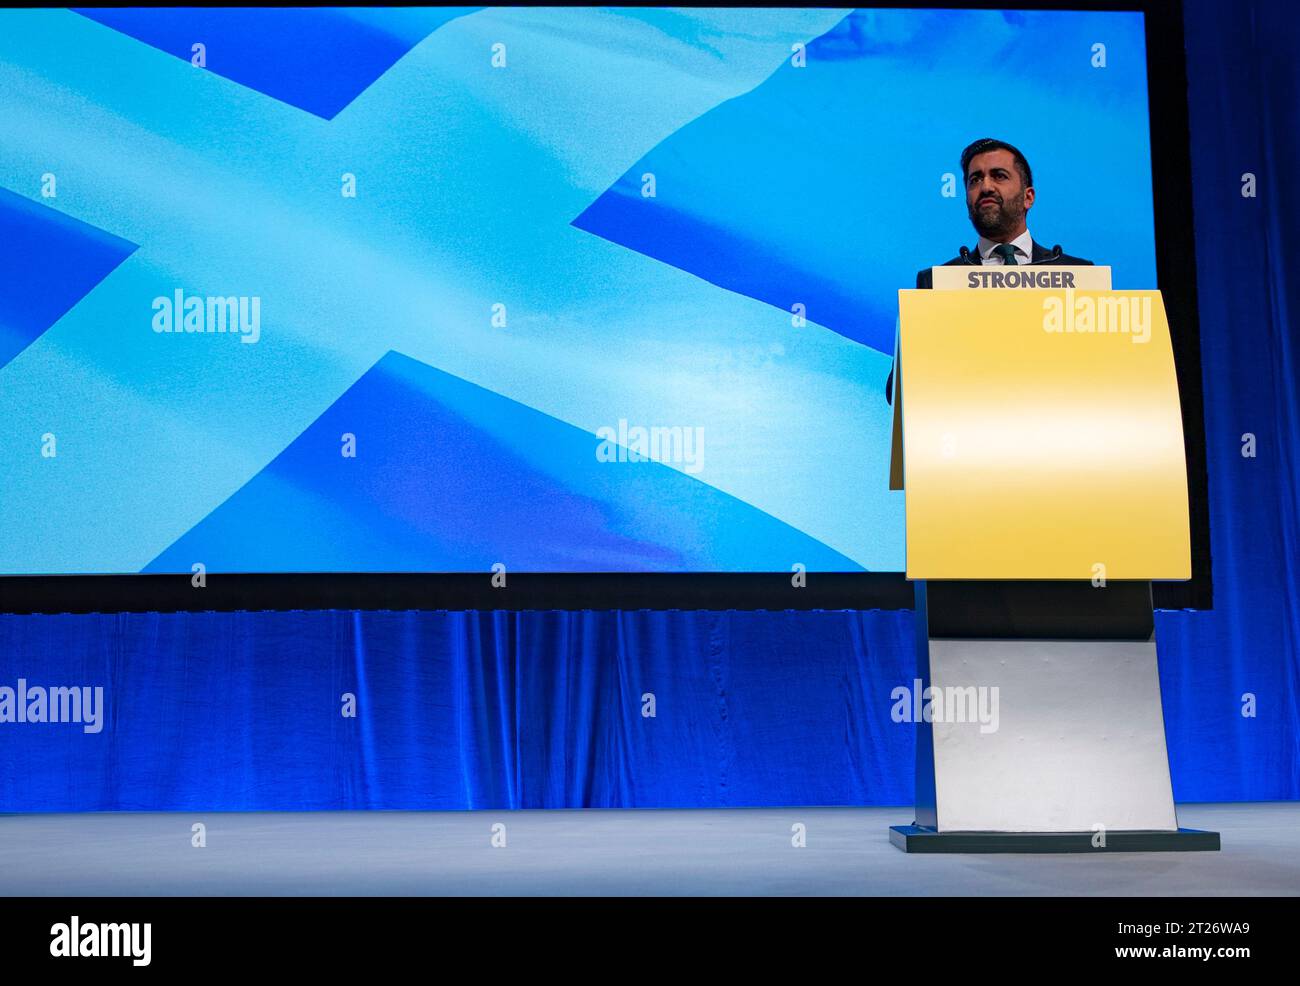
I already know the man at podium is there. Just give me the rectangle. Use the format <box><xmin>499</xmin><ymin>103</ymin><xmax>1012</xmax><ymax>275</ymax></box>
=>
<box><xmin>884</xmin><ymin>140</ymin><xmax>1205</xmax><ymax>854</ymax></box>
<box><xmin>918</xmin><ymin>137</ymin><xmax>1093</xmax><ymax>287</ymax></box>
<box><xmin>888</xmin><ymin>138</ymin><xmax>1094</xmax><ymax>401</ymax></box>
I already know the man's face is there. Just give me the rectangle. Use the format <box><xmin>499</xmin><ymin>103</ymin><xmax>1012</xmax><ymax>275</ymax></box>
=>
<box><xmin>965</xmin><ymin>149</ymin><xmax>1034</xmax><ymax>239</ymax></box>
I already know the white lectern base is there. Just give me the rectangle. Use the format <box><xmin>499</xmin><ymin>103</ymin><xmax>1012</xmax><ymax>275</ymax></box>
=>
<box><xmin>904</xmin><ymin>580</ymin><xmax>1219</xmax><ymax>850</ymax></box>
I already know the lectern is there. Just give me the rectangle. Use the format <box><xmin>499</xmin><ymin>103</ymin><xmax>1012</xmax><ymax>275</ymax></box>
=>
<box><xmin>888</xmin><ymin>269</ymin><xmax>1219</xmax><ymax>852</ymax></box>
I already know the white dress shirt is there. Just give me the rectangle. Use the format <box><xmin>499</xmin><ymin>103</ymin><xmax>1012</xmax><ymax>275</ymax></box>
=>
<box><xmin>977</xmin><ymin>229</ymin><xmax>1034</xmax><ymax>265</ymax></box>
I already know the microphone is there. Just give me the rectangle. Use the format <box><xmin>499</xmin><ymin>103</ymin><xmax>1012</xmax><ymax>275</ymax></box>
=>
<box><xmin>1029</xmin><ymin>244</ymin><xmax>1064</xmax><ymax>265</ymax></box>
<box><xmin>958</xmin><ymin>245</ymin><xmax>977</xmax><ymax>265</ymax></box>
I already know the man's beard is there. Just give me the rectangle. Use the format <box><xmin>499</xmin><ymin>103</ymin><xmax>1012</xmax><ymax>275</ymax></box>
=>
<box><xmin>969</xmin><ymin>190</ymin><xmax>1026</xmax><ymax>238</ymax></box>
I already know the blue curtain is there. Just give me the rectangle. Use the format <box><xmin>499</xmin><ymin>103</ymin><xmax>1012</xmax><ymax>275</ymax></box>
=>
<box><xmin>0</xmin><ymin>0</ymin><xmax>1297</xmax><ymax>811</ymax></box>
<box><xmin>1154</xmin><ymin>0</ymin><xmax>1300</xmax><ymax>801</ymax></box>
<box><xmin>0</xmin><ymin>610</ymin><xmax>914</xmax><ymax>810</ymax></box>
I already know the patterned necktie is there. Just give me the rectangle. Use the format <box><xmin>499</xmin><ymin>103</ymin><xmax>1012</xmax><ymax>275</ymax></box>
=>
<box><xmin>992</xmin><ymin>243</ymin><xmax>1019</xmax><ymax>266</ymax></box>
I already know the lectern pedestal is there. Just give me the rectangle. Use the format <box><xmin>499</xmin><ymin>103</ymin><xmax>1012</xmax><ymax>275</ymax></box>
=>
<box><xmin>890</xmin><ymin>580</ymin><xmax>1219</xmax><ymax>852</ymax></box>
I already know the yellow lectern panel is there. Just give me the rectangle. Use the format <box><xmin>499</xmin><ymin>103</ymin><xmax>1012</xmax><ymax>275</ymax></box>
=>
<box><xmin>896</xmin><ymin>289</ymin><xmax>1191</xmax><ymax>580</ymax></box>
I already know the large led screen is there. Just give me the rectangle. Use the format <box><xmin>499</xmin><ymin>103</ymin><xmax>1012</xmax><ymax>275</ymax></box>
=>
<box><xmin>0</xmin><ymin>7</ymin><xmax>1157</xmax><ymax>574</ymax></box>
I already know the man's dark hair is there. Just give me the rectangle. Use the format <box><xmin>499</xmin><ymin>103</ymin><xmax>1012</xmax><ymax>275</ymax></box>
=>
<box><xmin>960</xmin><ymin>138</ymin><xmax>1033</xmax><ymax>189</ymax></box>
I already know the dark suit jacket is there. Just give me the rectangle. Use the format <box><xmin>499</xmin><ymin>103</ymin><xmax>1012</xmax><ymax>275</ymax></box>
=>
<box><xmin>886</xmin><ymin>242</ymin><xmax>1094</xmax><ymax>402</ymax></box>
<box><xmin>914</xmin><ymin>241</ymin><xmax>1093</xmax><ymax>289</ymax></box>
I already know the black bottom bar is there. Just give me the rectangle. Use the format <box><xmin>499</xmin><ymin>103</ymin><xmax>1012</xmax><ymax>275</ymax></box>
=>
<box><xmin>889</xmin><ymin>825</ymin><xmax>1221</xmax><ymax>854</ymax></box>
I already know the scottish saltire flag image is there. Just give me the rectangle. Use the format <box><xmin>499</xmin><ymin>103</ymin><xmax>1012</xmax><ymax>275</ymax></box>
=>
<box><xmin>0</xmin><ymin>7</ymin><xmax>1156</xmax><ymax>574</ymax></box>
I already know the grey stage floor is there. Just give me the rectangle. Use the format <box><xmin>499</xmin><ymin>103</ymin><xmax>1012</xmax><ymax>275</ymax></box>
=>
<box><xmin>0</xmin><ymin>803</ymin><xmax>1296</xmax><ymax>896</ymax></box>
